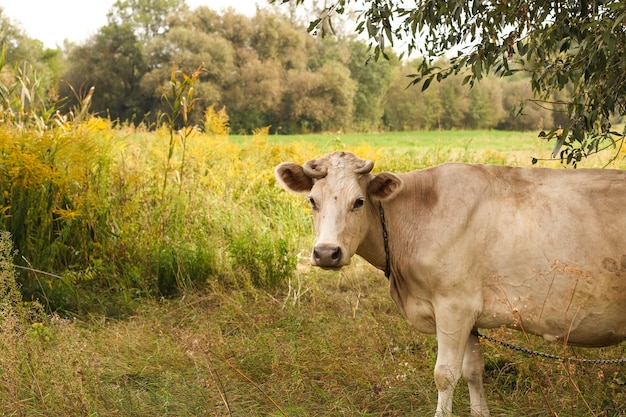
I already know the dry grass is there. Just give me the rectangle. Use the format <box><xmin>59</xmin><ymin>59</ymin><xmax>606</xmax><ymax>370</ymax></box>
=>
<box><xmin>1</xmin><ymin>257</ymin><xmax>624</xmax><ymax>416</ymax></box>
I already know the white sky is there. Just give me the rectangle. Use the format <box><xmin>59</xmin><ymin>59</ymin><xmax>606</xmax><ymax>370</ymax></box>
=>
<box><xmin>0</xmin><ymin>0</ymin><xmax>278</xmax><ymax>48</ymax></box>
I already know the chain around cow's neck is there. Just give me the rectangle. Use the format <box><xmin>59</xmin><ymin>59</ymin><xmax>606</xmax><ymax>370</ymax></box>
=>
<box><xmin>378</xmin><ymin>202</ymin><xmax>391</xmax><ymax>279</ymax></box>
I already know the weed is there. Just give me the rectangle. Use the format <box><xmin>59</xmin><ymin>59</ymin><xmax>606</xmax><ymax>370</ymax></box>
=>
<box><xmin>159</xmin><ymin>64</ymin><xmax>203</xmax><ymax>196</ymax></box>
<box><xmin>204</xmin><ymin>104</ymin><xmax>229</xmax><ymax>137</ymax></box>
<box><xmin>0</xmin><ymin>231</ymin><xmax>20</xmax><ymax>310</ymax></box>
<box><xmin>228</xmin><ymin>229</ymin><xmax>295</xmax><ymax>290</ymax></box>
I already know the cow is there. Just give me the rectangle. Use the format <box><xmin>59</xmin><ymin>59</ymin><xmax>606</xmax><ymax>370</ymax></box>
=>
<box><xmin>274</xmin><ymin>151</ymin><xmax>626</xmax><ymax>417</ymax></box>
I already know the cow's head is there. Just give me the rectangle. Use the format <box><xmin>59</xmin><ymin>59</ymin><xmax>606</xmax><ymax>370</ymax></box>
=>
<box><xmin>275</xmin><ymin>152</ymin><xmax>403</xmax><ymax>269</ymax></box>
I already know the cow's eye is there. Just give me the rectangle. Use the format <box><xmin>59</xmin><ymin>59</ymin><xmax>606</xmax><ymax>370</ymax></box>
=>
<box><xmin>308</xmin><ymin>196</ymin><xmax>318</xmax><ymax>210</ymax></box>
<box><xmin>353</xmin><ymin>197</ymin><xmax>365</xmax><ymax>210</ymax></box>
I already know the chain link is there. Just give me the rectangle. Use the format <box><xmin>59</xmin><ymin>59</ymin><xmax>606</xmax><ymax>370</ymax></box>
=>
<box><xmin>472</xmin><ymin>330</ymin><xmax>626</xmax><ymax>365</ymax></box>
<box><xmin>378</xmin><ymin>202</ymin><xmax>391</xmax><ymax>279</ymax></box>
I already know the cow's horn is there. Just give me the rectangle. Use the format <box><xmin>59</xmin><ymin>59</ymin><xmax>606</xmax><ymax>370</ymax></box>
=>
<box><xmin>303</xmin><ymin>159</ymin><xmax>328</xmax><ymax>179</ymax></box>
<box><xmin>355</xmin><ymin>159</ymin><xmax>374</xmax><ymax>174</ymax></box>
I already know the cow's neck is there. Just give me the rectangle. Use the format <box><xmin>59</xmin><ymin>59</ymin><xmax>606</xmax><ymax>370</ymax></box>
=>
<box><xmin>356</xmin><ymin>201</ymin><xmax>389</xmax><ymax>276</ymax></box>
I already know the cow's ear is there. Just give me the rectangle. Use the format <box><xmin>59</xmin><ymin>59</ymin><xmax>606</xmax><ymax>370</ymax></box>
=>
<box><xmin>368</xmin><ymin>172</ymin><xmax>403</xmax><ymax>200</ymax></box>
<box><xmin>275</xmin><ymin>162</ymin><xmax>314</xmax><ymax>193</ymax></box>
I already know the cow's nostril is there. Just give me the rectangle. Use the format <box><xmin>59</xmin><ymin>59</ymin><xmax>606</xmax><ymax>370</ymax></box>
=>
<box><xmin>312</xmin><ymin>245</ymin><xmax>343</xmax><ymax>267</ymax></box>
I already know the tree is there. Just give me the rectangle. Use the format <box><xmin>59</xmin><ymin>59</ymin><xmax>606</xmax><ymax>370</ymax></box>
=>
<box><xmin>223</xmin><ymin>53</ymin><xmax>285</xmax><ymax>133</ymax></box>
<box><xmin>348</xmin><ymin>40</ymin><xmax>397</xmax><ymax>131</ymax></box>
<box><xmin>140</xmin><ymin>8</ymin><xmax>236</xmax><ymax>126</ymax></box>
<box><xmin>465</xmin><ymin>81</ymin><xmax>504</xmax><ymax>130</ymax></box>
<box><xmin>107</xmin><ymin>0</ymin><xmax>185</xmax><ymax>43</ymax></box>
<box><xmin>439</xmin><ymin>76</ymin><xmax>470</xmax><ymax>129</ymax></box>
<box><xmin>61</xmin><ymin>0</ymin><xmax>186</xmax><ymax>121</ymax></box>
<box><xmin>61</xmin><ymin>22</ymin><xmax>148</xmax><ymax>121</ymax></box>
<box><xmin>0</xmin><ymin>7</ymin><xmax>60</xmax><ymax>78</ymax></box>
<box><xmin>279</xmin><ymin>62</ymin><xmax>356</xmax><ymax>133</ymax></box>
<box><xmin>250</xmin><ymin>10</ymin><xmax>310</xmax><ymax>70</ymax></box>
<box><xmin>497</xmin><ymin>76</ymin><xmax>556</xmax><ymax>131</ymax></box>
<box><xmin>383</xmin><ymin>62</ymin><xmax>430</xmax><ymax>131</ymax></box>
<box><xmin>295</xmin><ymin>0</ymin><xmax>626</xmax><ymax>164</ymax></box>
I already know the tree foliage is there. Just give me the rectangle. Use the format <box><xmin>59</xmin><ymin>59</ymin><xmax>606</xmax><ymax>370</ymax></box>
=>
<box><xmin>59</xmin><ymin>5</ymin><xmax>387</xmax><ymax>133</ymax></box>
<box><xmin>107</xmin><ymin>0</ymin><xmax>185</xmax><ymax>42</ymax></box>
<box><xmin>303</xmin><ymin>0</ymin><xmax>626</xmax><ymax>163</ymax></box>
<box><xmin>3</xmin><ymin>2</ymin><xmax>588</xmax><ymax>136</ymax></box>
<box><xmin>0</xmin><ymin>7</ymin><xmax>61</xmax><ymax>81</ymax></box>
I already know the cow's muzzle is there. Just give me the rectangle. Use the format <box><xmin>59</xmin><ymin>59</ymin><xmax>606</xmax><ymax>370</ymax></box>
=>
<box><xmin>312</xmin><ymin>244</ymin><xmax>344</xmax><ymax>269</ymax></box>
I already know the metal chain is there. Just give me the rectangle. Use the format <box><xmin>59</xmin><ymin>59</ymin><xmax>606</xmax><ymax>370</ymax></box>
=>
<box><xmin>378</xmin><ymin>202</ymin><xmax>391</xmax><ymax>279</ymax></box>
<box><xmin>472</xmin><ymin>330</ymin><xmax>626</xmax><ymax>365</ymax></box>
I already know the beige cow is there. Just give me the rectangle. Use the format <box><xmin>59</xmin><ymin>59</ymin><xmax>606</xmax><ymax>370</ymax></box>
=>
<box><xmin>275</xmin><ymin>151</ymin><xmax>626</xmax><ymax>417</ymax></box>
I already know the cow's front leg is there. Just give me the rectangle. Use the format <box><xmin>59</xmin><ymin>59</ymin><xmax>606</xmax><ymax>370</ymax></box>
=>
<box><xmin>463</xmin><ymin>331</ymin><xmax>490</xmax><ymax>417</ymax></box>
<box><xmin>434</xmin><ymin>297</ymin><xmax>482</xmax><ymax>417</ymax></box>
<box><xmin>433</xmin><ymin>319</ymin><xmax>474</xmax><ymax>417</ymax></box>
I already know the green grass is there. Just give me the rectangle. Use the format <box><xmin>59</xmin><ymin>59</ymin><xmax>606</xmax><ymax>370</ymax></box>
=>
<box><xmin>232</xmin><ymin>129</ymin><xmax>567</xmax><ymax>170</ymax></box>
<box><xmin>232</xmin><ymin>129</ymin><xmax>549</xmax><ymax>152</ymax></box>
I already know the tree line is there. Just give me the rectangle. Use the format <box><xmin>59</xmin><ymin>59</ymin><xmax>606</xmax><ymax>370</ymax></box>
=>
<box><xmin>1</xmin><ymin>0</ymin><xmax>562</xmax><ymax>134</ymax></box>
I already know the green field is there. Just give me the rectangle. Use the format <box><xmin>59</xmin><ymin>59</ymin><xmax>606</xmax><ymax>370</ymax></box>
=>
<box><xmin>234</xmin><ymin>129</ymin><xmax>626</xmax><ymax>169</ymax></box>
<box><xmin>234</xmin><ymin>130</ymin><xmax>541</xmax><ymax>150</ymax></box>
<box><xmin>1</xmin><ymin>126</ymin><xmax>625</xmax><ymax>416</ymax></box>
<box><xmin>233</xmin><ymin>129</ymin><xmax>551</xmax><ymax>158</ymax></box>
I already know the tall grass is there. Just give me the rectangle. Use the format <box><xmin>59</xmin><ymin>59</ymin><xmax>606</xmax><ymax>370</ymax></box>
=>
<box><xmin>0</xmin><ymin>64</ymin><xmax>312</xmax><ymax>312</ymax></box>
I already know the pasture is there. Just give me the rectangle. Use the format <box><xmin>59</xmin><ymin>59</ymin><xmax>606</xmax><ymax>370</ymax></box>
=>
<box><xmin>1</xmin><ymin>124</ymin><xmax>625</xmax><ymax>416</ymax></box>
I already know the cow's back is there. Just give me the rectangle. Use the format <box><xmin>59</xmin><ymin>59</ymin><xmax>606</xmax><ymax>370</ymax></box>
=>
<box><xmin>390</xmin><ymin>163</ymin><xmax>626</xmax><ymax>347</ymax></box>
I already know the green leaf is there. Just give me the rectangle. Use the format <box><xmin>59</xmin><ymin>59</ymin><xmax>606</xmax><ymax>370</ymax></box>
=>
<box><xmin>308</xmin><ymin>18</ymin><xmax>322</xmax><ymax>32</ymax></box>
<box><xmin>422</xmin><ymin>77</ymin><xmax>432</xmax><ymax>91</ymax></box>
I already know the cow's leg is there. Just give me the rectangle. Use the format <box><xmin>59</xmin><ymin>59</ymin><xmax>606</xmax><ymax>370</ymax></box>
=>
<box><xmin>433</xmin><ymin>316</ymin><xmax>474</xmax><ymax>417</ymax></box>
<box><xmin>463</xmin><ymin>332</ymin><xmax>490</xmax><ymax>417</ymax></box>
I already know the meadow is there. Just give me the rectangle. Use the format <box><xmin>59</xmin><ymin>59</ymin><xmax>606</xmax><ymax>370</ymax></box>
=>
<box><xmin>1</xmin><ymin>119</ymin><xmax>625</xmax><ymax>417</ymax></box>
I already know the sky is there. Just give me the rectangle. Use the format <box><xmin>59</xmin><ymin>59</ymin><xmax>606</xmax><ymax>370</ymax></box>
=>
<box><xmin>0</xmin><ymin>0</ymin><xmax>276</xmax><ymax>48</ymax></box>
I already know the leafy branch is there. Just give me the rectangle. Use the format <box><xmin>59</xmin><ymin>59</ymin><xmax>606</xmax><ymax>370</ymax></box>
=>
<box><xmin>309</xmin><ymin>0</ymin><xmax>626</xmax><ymax>165</ymax></box>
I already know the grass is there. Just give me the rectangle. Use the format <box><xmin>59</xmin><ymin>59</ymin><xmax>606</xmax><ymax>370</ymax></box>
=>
<box><xmin>2</xmin><ymin>262</ymin><xmax>625</xmax><ymax>416</ymax></box>
<box><xmin>1</xmin><ymin>127</ymin><xmax>625</xmax><ymax>416</ymax></box>
<box><xmin>232</xmin><ymin>129</ymin><xmax>552</xmax><ymax>159</ymax></box>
